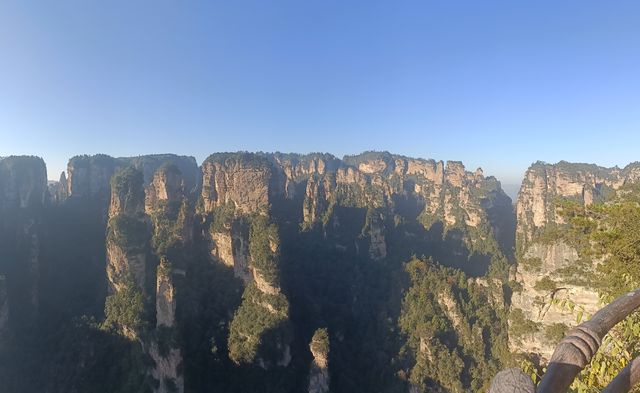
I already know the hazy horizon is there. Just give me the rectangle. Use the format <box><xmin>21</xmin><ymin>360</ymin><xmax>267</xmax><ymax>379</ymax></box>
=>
<box><xmin>3</xmin><ymin>1</ymin><xmax>640</xmax><ymax>189</ymax></box>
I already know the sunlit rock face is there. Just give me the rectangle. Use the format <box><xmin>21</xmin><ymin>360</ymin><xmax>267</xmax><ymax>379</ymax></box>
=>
<box><xmin>103</xmin><ymin>159</ymin><xmax>196</xmax><ymax>393</ymax></box>
<box><xmin>201</xmin><ymin>153</ymin><xmax>272</xmax><ymax>215</ymax></box>
<box><xmin>199</xmin><ymin>152</ymin><xmax>513</xmax><ymax>284</ymax></box>
<box><xmin>105</xmin><ymin>167</ymin><xmax>149</xmax><ymax>296</ymax></box>
<box><xmin>511</xmin><ymin>161</ymin><xmax>640</xmax><ymax>360</ymax></box>
<box><xmin>516</xmin><ymin>161</ymin><xmax>640</xmax><ymax>249</ymax></box>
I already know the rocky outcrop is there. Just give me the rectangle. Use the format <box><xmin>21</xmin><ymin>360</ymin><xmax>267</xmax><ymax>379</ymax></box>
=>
<box><xmin>201</xmin><ymin>152</ymin><xmax>512</xmax><ymax>274</ymax></box>
<box><xmin>308</xmin><ymin>328</ymin><xmax>330</xmax><ymax>393</ymax></box>
<box><xmin>65</xmin><ymin>154</ymin><xmax>199</xmax><ymax>206</ymax></box>
<box><xmin>145</xmin><ymin>163</ymin><xmax>198</xmax><ymax>393</ymax></box>
<box><xmin>156</xmin><ymin>260</ymin><xmax>176</xmax><ymax>328</ymax></box>
<box><xmin>66</xmin><ymin>155</ymin><xmax>119</xmax><ymax>200</ymax></box>
<box><xmin>146</xmin><ymin>164</ymin><xmax>194</xmax><ymax>244</ymax></box>
<box><xmin>151</xmin><ymin>260</ymin><xmax>184</xmax><ymax>393</ymax></box>
<box><xmin>48</xmin><ymin>172</ymin><xmax>68</xmax><ymax>204</ymax></box>
<box><xmin>201</xmin><ymin>153</ymin><xmax>272</xmax><ymax>215</ymax></box>
<box><xmin>227</xmin><ymin>214</ymin><xmax>292</xmax><ymax>367</ymax></box>
<box><xmin>511</xmin><ymin>161</ymin><xmax>640</xmax><ymax>360</ymax></box>
<box><xmin>145</xmin><ymin>164</ymin><xmax>192</xmax><ymax>393</ymax></box>
<box><xmin>106</xmin><ymin>167</ymin><xmax>150</xmax><ymax>294</ymax></box>
<box><xmin>516</xmin><ymin>161</ymin><xmax>640</xmax><ymax>249</ymax></box>
<box><xmin>208</xmin><ymin>221</ymin><xmax>252</xmax><ymax>283</ymax></box>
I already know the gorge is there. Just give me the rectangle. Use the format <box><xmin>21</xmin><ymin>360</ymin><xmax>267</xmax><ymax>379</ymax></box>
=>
<box><xmin>1</xmin><ymin>151</ymin><xmax>638</xmax><ymax>393</ymax></box>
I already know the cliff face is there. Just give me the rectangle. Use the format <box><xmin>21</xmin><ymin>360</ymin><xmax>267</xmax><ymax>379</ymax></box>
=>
<box><xmin>201</xmin><ymin>151</ymin><xmax>513</xmax><ymax>380</ymax></box>
<box><xmin>105</xmin><ymin>167</ymin><xmax>150</xmax><ymax>329</ymax></box>
<box><xmin>104</xmin><ymin>161</ymin><xmax>195</xmax><ymax>392</ymax></box>
<box><xmin>65</xmin><ymin>154</ymin><xmax>199</xmax><ymax>208</ymax></box>
<box><xmin>146</xmin><ymin>164</ymin><xmax>193</xmax><ymax>393</ymax></box>
<box><xmin>203</xmin><ymin>152</ymin><xmax>513</xmax><ymax>277</ymax></box>
<box><xmin>0</xmin><ymin>156</ymin><xmax>48</xmax><ymax>329</ymax></box>
<box><xmin>516</xmin><ymin>161</ymin><xmax>640</xmax><ymax>248</ymax></box>
<box><xmin>0</xmin><ymin>151</ymin><xmax>516</xmax><ymax>393</ymax></box>
<box><xmin>0</xmin><ymin>156</ymin><xmax>47</xmax><ymax>209</ymax></box>
<box><xmin>511</xmin><ymin>161</ymin><xmax>640</xmax><ymax>360</ymax></box>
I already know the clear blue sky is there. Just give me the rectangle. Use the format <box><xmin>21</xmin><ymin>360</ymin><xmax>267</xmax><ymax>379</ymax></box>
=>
<box><xmin>1</xmin><ymin>1</ymin><xmax>640</xmax><ymax>192</ymax></box>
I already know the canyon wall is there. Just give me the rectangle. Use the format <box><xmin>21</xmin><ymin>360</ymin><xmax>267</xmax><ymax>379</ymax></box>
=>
<box><xmin>1</xmin><ymin>151</ymin><xmax>515</xmax><ymax>393</ymax></box>
<box><xmin>0</xmin><ymin>156</ymin><xmax>47</xmax><ymax>333</ymax></box>
<box><xmin>511</xmin><ymin>161</ymin><xmax>640</xmax><ymax>360</ymax></box>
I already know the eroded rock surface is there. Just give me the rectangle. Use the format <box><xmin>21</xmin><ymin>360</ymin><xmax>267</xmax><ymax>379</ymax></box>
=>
<box><xmin>511</xmin><ymin>161</ymin><xmax>640</xmax><ymax>360</ymax></box>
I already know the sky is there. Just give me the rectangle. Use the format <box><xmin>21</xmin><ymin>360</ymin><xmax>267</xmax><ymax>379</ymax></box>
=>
<box><xmin>1</xmin><ymin>1</ymin><xmax>640</xmax><ymax>195</ymax></box>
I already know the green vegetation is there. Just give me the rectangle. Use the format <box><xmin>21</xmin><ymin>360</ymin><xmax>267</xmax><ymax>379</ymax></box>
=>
<box><xmin>509</xmin><ymin>308</ymin><xmax>540</xmax><ymax>338</ymax></box>
<box><xmin>107</xmin><ymin>214</ymin><xmax>150</xmax><ymax>250</ymax></box>
<box><xmin>342</xmin><ymin>150</ymin><xmax>394</xmax><ymax>168</ymax></box>
<box><xmin>521</xmin><ymin>181</ymin><xmax>640</xmax><ymax>391</ymax></box>
<box><xmin>398</xmin><ymin>257</ymin><xmax>508</xmax><ymax>392</ymax></box>
<box><xmin>69</xmin><ymin>153</ymin><xmax>116</xmax><ymax>169</ymax></box>
<box><xmin>150</xmin><ymin>199</ymin><xmax>188</xmax><ymax>256</ymax></box>
<box><xmin>310</xmin><ymin>328</ymin><xmax>329</xmax><ymax>355</ymax></box>
<box><xmin>227</xmin><ymin>283</ymin><xmax>289</xmax><ymax>364</ymax></box>
<box><xmin>103</xmin><ymin>278</ymin><xmax>148</xmax><ymax>335</ymax></box>
<box><xmin>209</xmin><ymin>203</ymin><xmax>235</xmax><ymax>233</ymax></box>
<box><xmin>544</xmin><ymin>322</ymin><xmax>568</xmax><ymax>345</ymax></box>
<box><xmin>534</xmin><ymin>276</ymin><xmax>557</xmax><ymax>292</ymax></box>
<box><xmin>520</xmin><ymin>257</ymin><xmax>542</xmax><ymax>272</ymax></box>
<box><xmin>110</xmin><ymin>166</ymin><xmax>145</xmax><ymax>212</ymax></box>
<box><xmin>249</xmin><ymin>214</ymin><xmax>281</xmax><ymax>285</ymax></box>
<box><xmin>1</xmin><ymin>151</ymin><xmax>521</xmax><ymax>393</ymax></box>
<box><xmin>204</xmin><ymin>152</ymin><xmax>272</xmax><ymax>169</ymax></box>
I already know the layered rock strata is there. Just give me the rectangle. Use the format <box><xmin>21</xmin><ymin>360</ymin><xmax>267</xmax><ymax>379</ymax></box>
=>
<box><xmin>511</xmin><ymin>161</ymin><xmax>640</xmax><ymax>360</ymax></box>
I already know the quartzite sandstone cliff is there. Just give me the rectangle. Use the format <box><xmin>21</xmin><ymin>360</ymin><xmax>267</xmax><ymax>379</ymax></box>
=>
<box><xmin>511</xmin><ymin>161</ymin><xmax>640</xmax><ymax>359</ymax></box>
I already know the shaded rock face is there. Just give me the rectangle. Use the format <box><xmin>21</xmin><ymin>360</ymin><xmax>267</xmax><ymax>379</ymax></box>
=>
<box><xmin>0</xmin><ymin>157</ymin><xmax>48</xmax><ymax>328</ymax></box>
<box><xmin>67</xmin><ymin>155</ymin><xmax>119</xmax><ymax>201</ymax></box>
<box><xmin>0</xmin><ymin>276</ymin><xmax>8</xmax><ymax>343</ymax></box>
<box><xmin>65</xmin><ymin>154</ymin><xmax>199</xmax><ymax>207</ymax></box>
<box><xmin>367</xmin><ymin>212</ymin><xmax>387</xmax><ymax>261</ymax></box>
<box><xmin>0</xmin><ymin>156</ymin><xmax>47</xmax><ymax>209</ymax></box>
<box><xmin>511</xmin><ymin>161</ymin><xmax>640</xmax><ymax>360</ymax></box>
<box><xmin>48</xmin><ymin>172</ymin><xmax>68</xmax><ymax>204</ymax></box>
<box><xmin>149</xmin><ymin>343</ymin><xmax>184</xmax><ymax>393</ymax></box>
